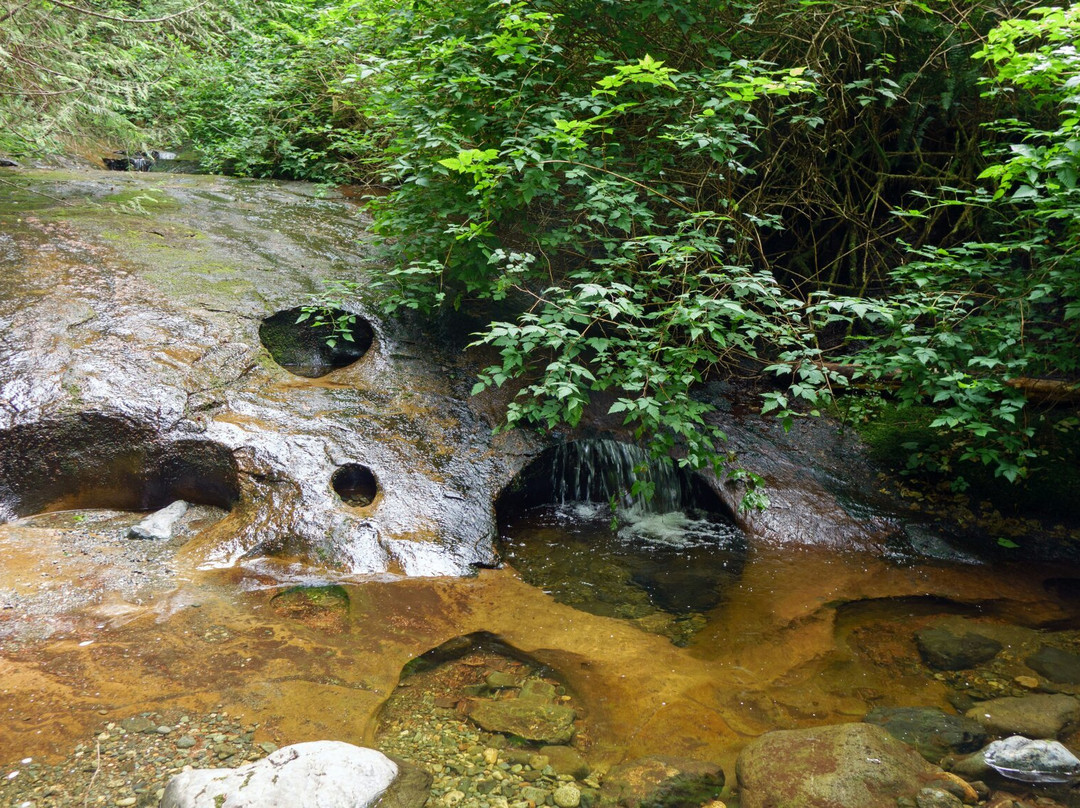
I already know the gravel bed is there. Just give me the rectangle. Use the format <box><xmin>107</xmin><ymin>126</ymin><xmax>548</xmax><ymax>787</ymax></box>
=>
<box><xmin>375</xmin><ymin>650</ymin><xmax>600</xmax><ymax>808</ymax></box>
<box><xmin>0</xmin><ymin>710</ymin><xmax>273</xmax><ymax>808</ymax></box>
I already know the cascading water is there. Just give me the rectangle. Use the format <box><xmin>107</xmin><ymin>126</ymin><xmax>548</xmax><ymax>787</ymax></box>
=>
<box><xmin>548</xmin><ymin>439</ymin><xmax>687</xmax><ymax>513</ymax></box>
<box><xmin>498</xmin><ymin>439</ymin><xmax>747</xmax><ymax>644</ymax></box>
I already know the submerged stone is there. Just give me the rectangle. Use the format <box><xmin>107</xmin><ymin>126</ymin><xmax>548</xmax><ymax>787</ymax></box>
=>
<box><xmin>914</xmin><ymin>787</ymin><xmax>963</xmax><ymax>808</ymax></box>
<box><xmin>914</xmin><ymin>627</ymin><xmax>1002</xmax><ymax>671</ymax></box>
<box><xmin>1025</xmin><ymin>645</ymin><xmax>1080</xmax><ymax>684</ymax></box>
<box><xmin>964</xmin><ymin>693</ymin><xmax>1080</xmax><ymax>739</ymax></box>
<box><xmin>599</xmin><ymin>756</ymin><xmax>724</xmax><ymax>808</ymax></box>
<box><xmin>864</xmin><ymin>706</ymin><xmax>987</xmax><ymax>762</ymax></box>
<box><xmin>541</xmin><ymin>745</ymin><xmax>591</xmax><ymax>780</ymax></box>
<box><xmin>465</xmin><ymin>679</ymin><xmax>576</xmax><ymax>744</ymax></box>
<box><xmin>270</xmin><ymin>585</ymin><xmax>350</xmax><ymax>632</ymax></box>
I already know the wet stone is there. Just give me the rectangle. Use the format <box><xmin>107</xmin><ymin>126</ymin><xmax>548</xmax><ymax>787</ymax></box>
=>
<box><xmin>175</xmin><ymin>736</ymin><xmax>196</xmax><ymax>749</ymax></box>
<box><xmin>864</xmin><ymin>707</ymin><xmax>987</xmax><ymax>762</ymax></box>
<box><xmin>553</xmin><ymin>783</ymin><xmax>581</xmax><ymax>808</ymax></box>
<box><xmin>601</xmin><ymin>756</ymin><xmax>724</xmax><ymax>808</ymax></box>
<box><xmin>1024</xmin><ymin>645</ymin><xmax>1080</xmax><ymax>685</ymax></box>
<box><xmin>915</xmin><ymin>627</ymin><xmax>1003</xmax><ymax>671</ymax></box>
<box><xmin>487</xmin><ymin>672</ymin><xmax>520</xmax><ymax>690</ymax></box>
<box><xmin>915</xmin><ymin>787</ymin><xmax>964</xmax><ymax>808</ymax></box>
<box><xmin>736</xmin><ymin>724</ymin><xmax>945</xmax><ymax>808</ymax></box>
<box><xmin>465</xmin><ymin>679</ymin><xmax>576</xmax><ymax>745</ymax></box>
<box><xmin>521</xmin><ymin>785</ymin><xmax>549</xmax><ymax>804</ymax></box>
<box><xmin>540</xmin><ymin>746</ymin><xmax>590</xmax><ymax>780</ymax></box>
<box><xmin>983</xmin><ymin>736</ymin><xmax>1080</xmax><ymax>783</ymax></box>
<box><xmin>964</xmin><ymin>694</ymin><xmax>1080</xmax><ymax>739</ymax></box>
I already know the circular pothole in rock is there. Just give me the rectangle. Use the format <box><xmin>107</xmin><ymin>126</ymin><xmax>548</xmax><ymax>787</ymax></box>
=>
<box><xmin>496</xmin><ymin>439</ymin><xmax>746</xmax><ymax>645</ymax></box>
<box><xmin>376</xmin><ymin>633</ymin><xmax>593</xmax><ymax>800</ymax></box>
<box><xmin>259</xmin><ymin>307</ymin><xmax>373</xmax><ymax>378</ymax></box>
<box><xmin>270</xmin><ymin>585</ymin><xmax>350</xmax><ymax>632</ymax></box>
<box><xmin>332</xmin><ymin>464</ymin><xmax>378</xmax><ymax>507</ymax></box>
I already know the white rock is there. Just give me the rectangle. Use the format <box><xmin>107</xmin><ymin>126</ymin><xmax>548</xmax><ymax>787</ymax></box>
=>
<box><xmin>127</xmin><ymin>500</ymin><xmax>189</xmax><ymax>540</ymax></box>
<box><xmin>984</xmin><ymin>735</ymin><xmax>1080</xmax><ymax>783</ymax></box>
<box><xmin>160</xmin><ymin>741</ymin><xmax>398</xmax><ymax>808</ymax></box>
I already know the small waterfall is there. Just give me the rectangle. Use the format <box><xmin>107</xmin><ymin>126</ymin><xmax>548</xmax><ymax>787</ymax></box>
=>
<box><xmin>549</xmin><ymin>439</ymin><xmax>687</xmax><ymax>514</ymax></box>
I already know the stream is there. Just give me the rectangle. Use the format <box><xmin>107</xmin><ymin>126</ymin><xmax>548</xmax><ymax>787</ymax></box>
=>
<box><xmin>1</xmin><ymin>165</ymin><xmax>1079</xmax><ymax>807</ymax></box>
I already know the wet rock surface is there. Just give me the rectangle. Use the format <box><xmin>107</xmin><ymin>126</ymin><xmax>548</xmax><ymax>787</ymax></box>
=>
<box><xmin>0</xmin><ymin>505</ymin><xmax>227</xmax><ymax>642</ymax></box>
<box><xmin>0</xmin><ymin>168</ymin><xmax>527</xmax><ymax>575</ymax></box>
<box><xmin>127</xmin><ymin>500</ymin><xmax>190</xmax><ymax>540</ymax></box>
<box><xmin>5</xmin><ymin>166</ymin><xmax>1080</xmax><ymax>808</ymax></box>
<box><xmin>735</xmin><ymin>723</ymin><xmax>958</xmax><ymax>808</ymax></box>
<box><xmin>464</xmin><ymin>679</ymin><xmax>577</xmax><ymax>745</ymax></box>
<box><xmin>1025</xmin><ymin>646</ymin><xmax>1080</xmax><ymax>685</ymax></box>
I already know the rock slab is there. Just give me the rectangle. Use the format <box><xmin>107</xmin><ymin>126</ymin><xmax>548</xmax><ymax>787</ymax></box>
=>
<box><xmin>736</xmin><ymin>723</ymin><xmax>956</xmax><ymax>808</ymax></box>
<box><xmin>964</xmin><ymin>694</ymin><xmax>1080</xmax><ymax>739</ymax></box>
<box><xmin>160</xmin><ymin>741</ymin><xmax>398</xmax><ymax>808</ymax></box>
<box><xmin>127</xmin><ymin>499</ymin><xmax>189</xmax><ymax>540</ymax></box>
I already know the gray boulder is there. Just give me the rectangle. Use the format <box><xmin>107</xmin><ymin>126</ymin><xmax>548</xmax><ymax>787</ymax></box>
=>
<box><xmin>983</xmin><ymin>735</ymin><xmax>1080</xmax><ymax>784</ymax></box>
<box><xmin>914</xmin><ymin>627</ymin><xmax>1002</xmax><ymax>671</ymax></box>
<box><xmin>127</xmin><ymin>499</ymin><xmax>189</xmax><ymax>540</ymax></box>
<box><xmin>736</xmin><ymin>723</ymin><xmax>959</xmax><ymax>808</ymax></box>
<box><xmin>864</xmin><ymin>707</ymin><xmax>987</xmax><ymax>762</ymax></box>
<box><xmin>964</xmin><ymin>693</ymin><xmax>1080</xmax><ymax>739</ymax></box>
<box><xmin>160</xmin><ymin>741</ymin><xmax>401</xmax><ymax>808</ymax></box>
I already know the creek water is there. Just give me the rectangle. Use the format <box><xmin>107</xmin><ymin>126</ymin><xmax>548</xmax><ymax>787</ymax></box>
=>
<box><xmin>2</xmin><ymin>167</ymin><xmax>1079</xmax><ymax>806</ymax></box>
<box><xmin>2</xmin><ymin>448</ymin><xmax>1079</xmax><ymax>794</ymax></box>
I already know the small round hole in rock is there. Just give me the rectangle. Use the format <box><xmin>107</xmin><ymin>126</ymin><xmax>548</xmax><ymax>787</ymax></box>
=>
<box><xmin>259</xmin><ymin>307</ymin><xmax>373</xmax><ymax>378</ymax></box>
<box><xmin>332</xmin><ymin>464</ymin><xmax>377</xmax><ymax>507</ymax></box>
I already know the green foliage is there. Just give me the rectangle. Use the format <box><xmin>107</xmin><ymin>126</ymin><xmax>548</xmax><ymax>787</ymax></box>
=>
<box><xmin>160</xmin><ymin>0</ymin><xmax>392</xmax><ymax>180</ymax></box>
<box><xmin>0</xmin><ymin>0</ymin><xmax>238</xmax><ymax>154</ymax></box>
<box><xmin>299</xmin><ymin>281</ymin><xmax>364</xmax><ymax>347</ymax></box>
<box><xmin>345</xmin><ymin>0</ymin><xmax>852</xmax><ymax>497</ymax></box>
<box><xmin>786</xmin><ymin>2</ymin><xmax>1080</xmax><ymax>485</ymax></box>
<box><xmin>9</xmin><ymin>0</ymin><xmax>1080</xmax><ymax>503</ymax></box>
